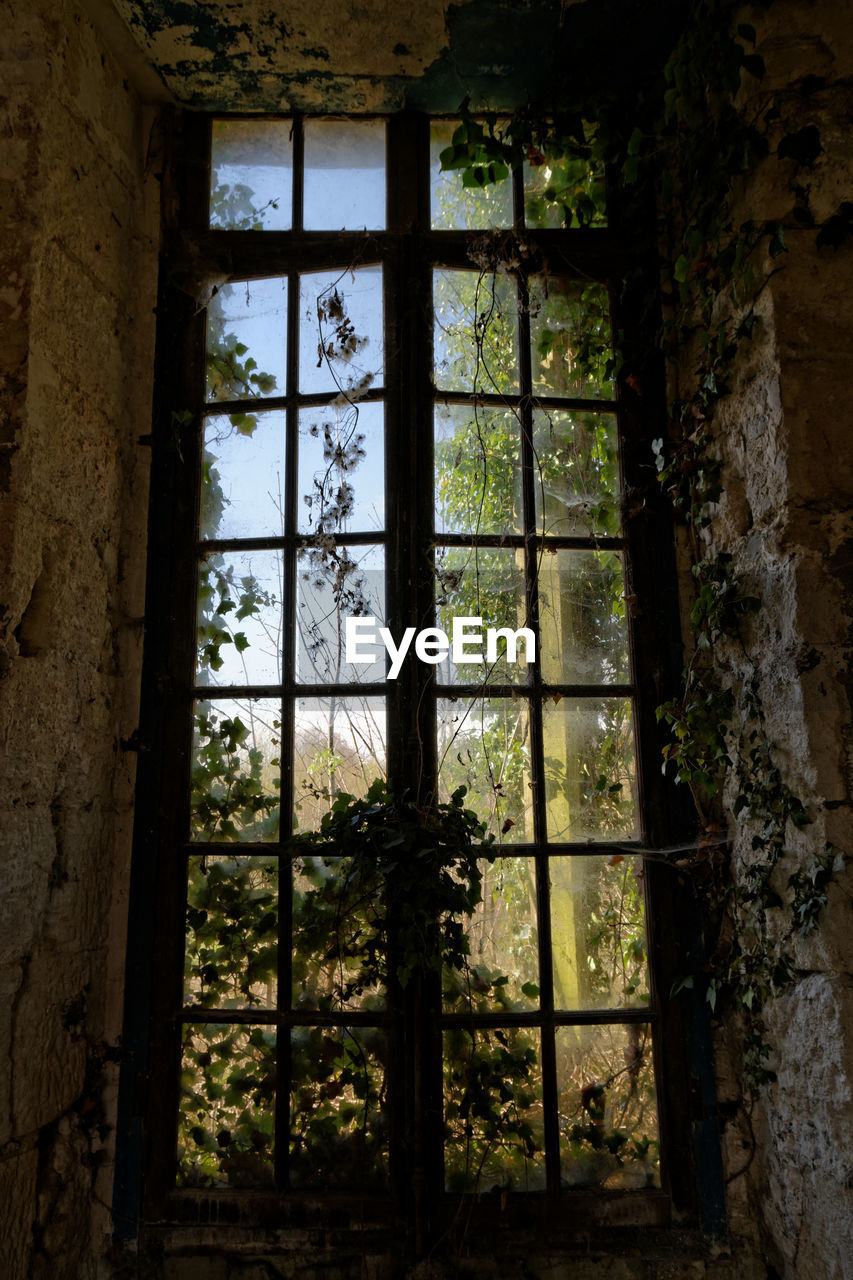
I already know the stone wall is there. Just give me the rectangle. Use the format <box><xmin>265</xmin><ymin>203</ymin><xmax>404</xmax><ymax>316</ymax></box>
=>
<box><xmin>701</xmin><ymin>6</ymin><xmax>853</xmax><ymax>1277</ymax></box>
<box><xmin>0</xmin><ymin>2</ymin><xmax>159</xmax><ymax>1277</ymax></box>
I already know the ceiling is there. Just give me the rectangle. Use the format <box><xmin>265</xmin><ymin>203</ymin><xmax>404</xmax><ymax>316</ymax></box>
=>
<box><xmin>99</xmin><ymin>0</ymin><xmax>579</xmax><ymax>112</ymax></box>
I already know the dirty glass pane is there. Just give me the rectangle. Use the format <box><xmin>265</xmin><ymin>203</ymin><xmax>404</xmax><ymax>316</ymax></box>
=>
<box><xmin>556</xmin><ymin>1023</ymin><xmax>659</xmax><ymax>1189</ymax></box>
<box><xmin>293</xmin><ymin>696</ymin><xmax>386</xmax><ymax>833</ymax></box>
<box><xmin>523</xmin><ymin>147</ymin><xmax>606</xmax><ymax>229</ymax></box>
<box><xmin>542</xmin><ymin>698</ymin><xmax>637</xmax><ymax>841</ymax></box>
<box><xmin>299</xmin><ymin>266</ymin><xmax>384</xmax><ymax>396</ymax></box>
<box><xmin>444</xmin><ymin>857</ymin><xmax>539</xmax><ymax>1013</ymax></box>
<box><xmin>201</xmin><ymin>411</ymin><xmax>287</xmax><ymax>541</ymax></box>
<box><xmin>434</xmin><ymin>547</ymin><xmax>530</xmax><ymax>685</ymax></box>
<box><xmin>433</xmin><ymin>269</ymin><xmax>519</xmax><ymax>396</ymax></box>
<box><xmin>210</xmin><ymin>118</ymin><xmax>293</xmax><ymax>231</ymax></box>
<box><xmin>191</xmin><ymin>698</ymin><xmax>281</xmax><ymax>842</ymax></box>
<box><xmin>292</xmin><ymin>856</ymin><xmax>386</xmax><ymax>1012</ymax></box>
<box><xmin>533</xmin><ymin>409</ymin><xmax>619</xmax><ymax>537</ymax></box>
<box><xmin>206</xmin><ymin>277</ymin><xmax>287</xmax><ymax>402</ymax></box>
<box><xmin>434</xmin><ymin>403</ymin><xmax>521</xmax><ymax>537</ymax></box>
<box><xmin>296</xmin><ymin>544</ymin><xmax>385</xmax><ymax>685</ymax></box>
<box><xmin>303</xmin><ymin>119</ymin><xmax>386</xmax><ymax>230</ymax></box>
<box><xmin>444</xmin><ymin>1027</ymin><xmax>544</xmax><ymax>1192</ymax></box>
<box><xmin>437</xmin><ymin>697</ymin><xmax>532</xmax><ymax>844</ymax></box>
<box><xmin>290</xmin><ymin>1026</ymin><xmax>389</xmax><ymax>1188</ymax></box>
<box><xmin>538</xmin><ymin>549</ymin><xmax>629</xmax><ymax>686</ymax></box>
<box><xmin>184</xmin><ymin>855</ymin><xmax>278</xmax><ymax>1009</ymax></box>
<box><xmin>178</xmin><ymin>1023</ymin><xmax>276</xmax><ymax>1188</ymax></box>
<box><xmin>196</xmin><ymin>550</ymin><xmax>284</xmax><ymax>687</ymax></box>
<box><xmin>298</xmin><ymin>400</ymin><xmax>385</xmax><ymax>534</ymax></box>
<box><xmin>430</xmin><ymin>120</ymin><xmax>513</xmax><ymax>230</ymax></box>
<box><xmin>550</xmin><ymin>855</ymin><xmax>649</xmax><ymax>1011</ymax></box>
<box><xmin>529</xmin><ymin>278</ymin><xmax>613</xmax><ymax>400</ymax></box>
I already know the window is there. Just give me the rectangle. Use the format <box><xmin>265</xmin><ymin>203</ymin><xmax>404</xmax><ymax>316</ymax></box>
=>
<box><xmin>121</xmin><ymin>113</ymin><xmax>701</xmax><ymax>1244</ymax></box>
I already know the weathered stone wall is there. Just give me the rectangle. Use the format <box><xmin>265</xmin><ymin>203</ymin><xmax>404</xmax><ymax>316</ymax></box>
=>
<box><xmin>704</xmin><ymin>6</ymin><xmax>853</xmax><ymax>1277</ymax></box>
<box><xmin>0</xmin><ymin>2</ymin><xmax>159</xmax><ymax>1277</ymax></box>
<box><xmin>0</xmin><ymin>1</ymin><xmax>851</xmax><ymax>1278</ymax></box>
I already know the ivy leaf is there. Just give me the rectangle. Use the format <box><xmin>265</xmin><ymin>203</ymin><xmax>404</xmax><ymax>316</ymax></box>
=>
<box><xmin>673</xmin><ymin>254</ymin><xmax>689</xmax><ymax>283</ymax></box>
<box><xmin>778</xmin><ymin>125</ymin><xmax>822</xmax><ymax>168</ymax></box>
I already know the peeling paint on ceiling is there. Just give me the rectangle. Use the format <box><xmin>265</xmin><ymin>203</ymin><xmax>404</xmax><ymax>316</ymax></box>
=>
<box><xmin>108</xmin><ymin>0</ymin><xmax>573</xmax><ymax>111</ymax></box>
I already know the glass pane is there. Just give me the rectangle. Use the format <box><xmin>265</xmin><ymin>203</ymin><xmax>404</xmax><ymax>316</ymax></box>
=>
<box><xmin>201</xmin><ymin>411</ymin><xmax>286</xmax><ymax>540</ymax></box>
<box><xmin>292</xmin><ymin>856</ymin><xmax>386</xmax><ymax>1011</ymax></box>
<box><xmin>550</xmin><ymin>855</ymin><xmax>649</xmax><ymax>1010</ymax></box>
<box><xmin>444</xmin><ymin>857</ymin><xmax>538</xmax><ymax>1013</ymax></box>
<box><xmin>196</xmin><ymin>550</ymin><xmax>283</xmax><ymax>687</ymax></box>
<box><xmin>434</xmin><ymin>403</ymin><xmax>521</xmax><ymax>537</ymax></box>
<box><xmin>433</xmin><ymin>269</ymin><xmax>519</xmax><ymax>396</ymax></box>
<box><xmin>434</xmin><ymin>546</ymin><xmax>531</xmax><ymax>685</ymax></box>
<box><xmin>437</xmin><ymin>697</ymin><xmax>532</xmax><ymax>843</ymax></box>
<box><xmin>296</xmin><ymin>545</ymin><xmax>385</xmax><ymax>685</ymax></box>
<box><xmin>430</xmin><ymin>120</ymin><xmax>513</xmax><ymax>230</ymax></box>
<box><xmin>191</xmin><ymin>698</ymin><xmax>281</xmax><ymax>842</ymax></box>
<box><xmin>178</xmin><ymin>1023</ymin><xmax>276</xmax><ymax>1188</ymax></box>
<box><xmin>538</xmin><ymin>549</ymin><xmax>629</xmax><ymax>685</ymax></box>
<box><xmin>290</xmin><ymin>1026</ymin><xmax>388</xmax><ymax>1188</ymax></box>
<box><xmin>542</xmin><ymin>698</ymin><xmax>637</xmax><ymax>841</ymax></box>
<box><xmin>184</xmin><ymin>855</ymin><xmax>278</xmax><ymax>1008</ymax></box>
<box><xmin>210</xmin><ymin>118</ymin><xmax>292</xmax><ymax>231</ymax></box>
<box><xmin>293</xmin><ymin>696</ymin><xmax>386</xmax><ymax>833</ymax></box>
<box><xmin>556</xmin><ymin>1023</ymin><xmax>659</xmax><ymax>1189</ymax></box>
<box><xmin>206</xmin><ymin>278</ymin><xmax>287</xmax><ymax>402</ymax></box>
<box><xmin>529</xmin><ymin>278</ymin><xmax>613</xmax><ymax>400</ymax></box>
<box><xmin>444</xmin><ymin>1027</ymin><xmax>544</xmax><ymax>1192</ymax></box>
<box><xmin>303</xmin><ymin>119</ymin><xmax>386</xmax><ymax>230</ymax></box>
<box><xmin>299</xmin><ymin>266</ymin><xmax>384</xmax><ymax>396</ymax></box>
<box><xmin>298</xmin><ymin>401</ymin><xmax>384</xmax><ymax>534</ymax></box>
<box><xmin>523</xmin><ymin>148</ymin><xmax>606</xmax><ymax>229</ymax></box>
<box><xmin>533</xmin><ymin>409</ymin><xmax>620</xmax><ymax>537</ymax></box>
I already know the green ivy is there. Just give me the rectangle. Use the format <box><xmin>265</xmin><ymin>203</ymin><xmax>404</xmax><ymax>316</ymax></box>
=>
<box><xmin>440</xmin><ymin>0</ymin><xmax>846</xmax><ymax>1108</ymax></box>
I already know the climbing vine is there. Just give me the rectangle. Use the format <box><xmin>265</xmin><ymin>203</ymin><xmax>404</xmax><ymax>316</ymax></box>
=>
<box><xmin>444</xmin><ymin>0</ymin><xmax>845</xmax><ymax>1111</ymax></box>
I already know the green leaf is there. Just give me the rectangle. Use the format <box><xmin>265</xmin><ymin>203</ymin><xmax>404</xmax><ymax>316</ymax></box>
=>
<box><xmin>627</xmin><ymin>127</ymin><xmax>644</xmax><ymax>157</ymax></box>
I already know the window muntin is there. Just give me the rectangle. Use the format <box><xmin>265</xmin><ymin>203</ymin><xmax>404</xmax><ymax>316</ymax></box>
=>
<box><xmin>148</xmin><ymin>114</ymin><xmax>670</xmax><ymax>1217</ymax></box>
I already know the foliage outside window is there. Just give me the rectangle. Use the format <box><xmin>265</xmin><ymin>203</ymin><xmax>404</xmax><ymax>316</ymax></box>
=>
<box><xmin>151</xmin><ymin>114</ymin><xmax>669</xmax><ymax>1227</ymax></box>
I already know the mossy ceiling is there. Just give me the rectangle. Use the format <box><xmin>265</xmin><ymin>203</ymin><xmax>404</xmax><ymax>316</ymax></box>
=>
<box><xmin>108</xmin><ymin>0</ymin><xmax>582</xmax><ymax>112</ymax></box>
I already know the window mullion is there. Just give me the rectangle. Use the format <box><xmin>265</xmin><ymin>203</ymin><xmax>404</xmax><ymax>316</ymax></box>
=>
<box><xmin>274</xmin><ymin>260</ymin><xmax>302</xmax><ymax>1191</ymax></box>
<box><xmin>516</xmin><ymin>269</ymin><xmax>561</xmax><ymax>1196</ymax></box>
